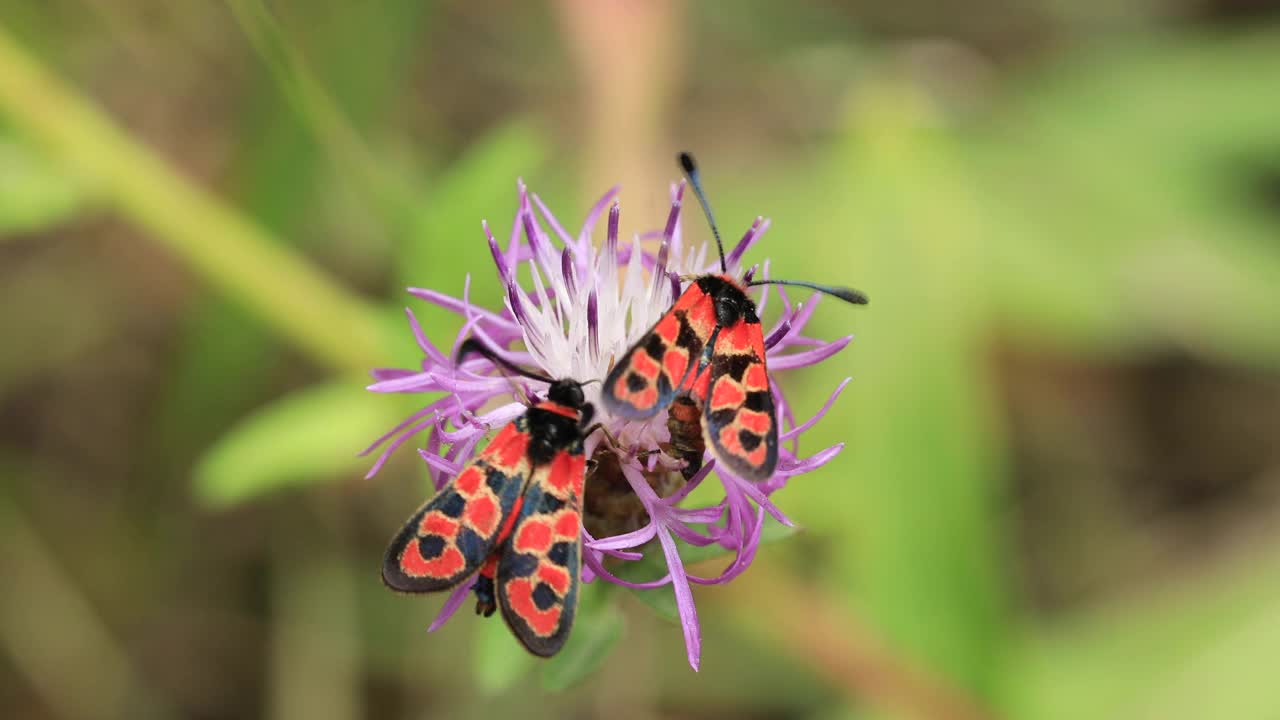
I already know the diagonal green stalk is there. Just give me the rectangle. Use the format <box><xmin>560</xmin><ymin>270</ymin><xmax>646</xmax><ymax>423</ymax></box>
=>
<box><xmin>225</xmin><ymin>0</ymin><xmax>418</xmax><ymax>225</ymax></box>
<box><xmin>0</xmin><ymin>24</ymin><xmax>387</xmax><ymax>374</ymax></box>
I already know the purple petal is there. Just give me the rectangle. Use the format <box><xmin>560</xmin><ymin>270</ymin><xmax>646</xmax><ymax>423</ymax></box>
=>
<box><xmin>734</xmin><ymin>476</ymin><xmax>795</xmax><ymax>527</ymax></box>
<box><xmin>579</xmin><ymin>186</ymin><xmax>621</xmax><ymax>252</ymax></box>
<box><xmin>587</xmin><ymin>521</ymin><xmax>657</xmax><ymax>552</ymax></box>
<box><xmin>725</xmin><ymin>217</ymin><xmax>769</xmax><ymax>270</ymax></box>
<box><xmin>581</xmin><ymin>529</ymin><xmax>643</xmax><ymax>560</ymax></box>
<box><xmin>657</xmin><ymin>527</ymin><xmax>701</xmax><ymax>671</ymax></box>
<box><xmin>369</xmin><ymin>368</ymin><xmax>415</xmax><ymax>381</ymax></box>
<box><xmin>483</xmin><ymin>220</ymin><xmax>510</xmax><ymax>283</ymax></box>
<box><xmin>689</xmin><ymin>506</ymin><xmax>766</xmax><ymax>586</ymax></box>
<box><xmin>618</xmin><ymin>460</ymin><xmax>663</xmax><ymax>506</ymax></box>
<box><xmin>781</xmin><ymin>378</ymin><xmax>851</xmax><ymax>441</ymax></box>
<box><xmin>652</xmin><ymin>182</ymin><xmax>684</xmax><ymax>288</ymax></box>
<box><xmin>405</xmin><ymin>308</ymin><xmax>448</xmax><ymax>365</ymax></box>
<box><xmin>587</xmin><ymin>291</ymin><xmax>599</xmax><ymax>357</ymax></box>
<box><xmin>781</xmin><ymin>442</ymin><xmax>845</xmax><ymax>475</ymax></box>
<box><xmin>428</xmin><ymin>579</ymin><xmax>477</xmax><ymax>632</ymax></box>
<box><xmin>583</xmin><ymin>551</ymin><xmax>671</xmax><ymax>589</ymax></box>
<box><xmin>407</xmin><ymin>288</ymin><xmax>513</xmax><ymax>329</ymax></box>
<box><xmin>768</xmin><ymin>336</ymin><xmax>852</xmax><ymax>370</ymax></box>
<box><xmin>787</xmin><ymin>293</ymin><xmax>821</xmax><ymax>335</ymax></box>
<box><xmin>770</xmin><ymin>377</ymin><xmax>796</xmax><ymax>442</ymax></box>
<box><xmin>662</xmin><ymin>458</ymin><xmax>716</xmax><ymax>506</ymax></box>
<box><xmin>606</xmin><ymin>202</ymin><xmax>620</xmax><ymax>261</ymax></box>
<box><xmin>561</xmin><ymin>247</ymin><xmax>577</xmax><ymax>296</ymax></box>
<box><xmin>506</xmin><ymin>282</ymin><xmax>528</xmax><ymax>325</ymax></box>
<box><xmin>418</xmin><ymin>448</ymin><xmax>462</xmax><ymax>478</ymax></box>
<box><xmin>362</xmin><ymin>412</ymin><xmax>439</xmax><ymax>479</ymax></box>
<box><xmin>754</xmin><ymin>260</ymin><xmax>772</xmax><ymax>316</ymax></box>
<box><xmin>360</xmin><ymin>400</ymin><xmax>449</xmax><ymax>457</ymax></box>
<box><xmin>365</xmin><ymin>371</ymin><xmax>436</xmax><ymax>393</ymax></box>
<box><xmin>667</xmin><ymin>518</ymin><xmax>720</xmax><ymax>546</ymax></box>
<box><xmin>532</xmin><ymin>192</ymin><xmax>574</xmax><ymax>249</ymax></box>
<box><xmin>670</xmin><ymin>505</ymin><xmax>725</xmax><ymax>524</ymax></box>
<box><xmin>763</xmin><ymin>317</ymin><xmax>793</xmax><ymax>350</ymax></box>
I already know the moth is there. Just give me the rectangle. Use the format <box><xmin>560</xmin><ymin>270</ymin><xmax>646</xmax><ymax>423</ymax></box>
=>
<box><xmin>604</xmin><ymin>152</ymin><xmax>867</xmax><ymax>481</ymax></box>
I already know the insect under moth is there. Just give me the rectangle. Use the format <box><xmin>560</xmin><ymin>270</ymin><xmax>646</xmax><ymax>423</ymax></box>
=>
<box><xmin>603</xmin><ymin>151</ymin><xmax>868</xmax><ymax>481</ymax></box>
<box><xmin>382</xmin><ymin>339</ymin><xmax>592</xmax><ymax>657</ymax></box>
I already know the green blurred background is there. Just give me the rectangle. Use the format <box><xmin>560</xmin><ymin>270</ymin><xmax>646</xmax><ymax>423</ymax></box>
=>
<box><xmin>2</xmin><ymin>1</ymin><xmax>1279</xmax><ymax>719</ymax></box>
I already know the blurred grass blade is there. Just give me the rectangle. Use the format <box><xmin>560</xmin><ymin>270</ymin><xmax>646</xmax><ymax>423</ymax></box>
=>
<box><xmin>0</xmin><ymin>493</ymin><xmax>175</xmax><ymax>720</ymax></box>
<box><xmin>0</xmin><ymin>132</ymin><xmax>87</xmax><ymax>236</ymax></box>
<box><xmin>194</xmin><ymin>380</ymin><xmax>402</xmax><ymax>508</ymax></box>
<box><xmin>0</xmin><ymin>26</ymin><xmax>388</xmax><ymax>373</ymax></box>
<box><xmin>806</xmin><ymin>79</ymin><xmax>1009</xmax><ymax>705</ymax></box>
<box><xmin>542</xmin><ymin>582</ymin><xmax>624</xmax><ymax>691</ymax></box>
<box><xmin>226</xmin><ymin>0</ymin><xmax>420</xmax><ymax>223</ymax></box>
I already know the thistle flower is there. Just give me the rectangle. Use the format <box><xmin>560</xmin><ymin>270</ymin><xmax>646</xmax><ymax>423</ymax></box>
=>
<box><xmin>363</xmin><ymin>177</ymin><xmax>851</xmax><ymax>671</ymax></box>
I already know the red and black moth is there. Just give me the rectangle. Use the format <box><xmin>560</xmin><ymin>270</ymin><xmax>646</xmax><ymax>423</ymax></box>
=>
<box><xmin>383</xmin><ymin>339</ymin><xmax>592</xmax><ymax>657</ymax></box>
<box><xmin>603</xmin><ymin>152</ymin><xmax>868</xmax><ymax>481</ymax></box>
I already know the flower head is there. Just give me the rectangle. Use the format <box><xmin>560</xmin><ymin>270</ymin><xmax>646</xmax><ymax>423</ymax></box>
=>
<box><xmin>363</xmin><ymin>176</ymin><xmax>851</xmax><ymax>671</ymax></box>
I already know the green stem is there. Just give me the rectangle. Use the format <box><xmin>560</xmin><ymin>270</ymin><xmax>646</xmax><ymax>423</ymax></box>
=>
<box><xmin>225</xmin><ymin>0</ymin><xmax>417</xmax><ymax>224</ymax></box>
<box><xmin>0</xmin><ymin>24</ymin><xmax>387</xmax><ymax>373</ymax></box>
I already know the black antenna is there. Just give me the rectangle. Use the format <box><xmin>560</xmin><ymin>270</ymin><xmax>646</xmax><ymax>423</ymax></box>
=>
<box><xmin>747</xmin><ymin>278</ymin><xmax>869</xmax><ymax>306</ymax></box>
<box><xmin>457</xmin><ymin>338</ymin><xmax>555</xmax><ymax>384</ymax></box>
<box><xmin>678</xmin><ymin>152</ymin><xmax>727</xmax><ymax>273</ymax></box>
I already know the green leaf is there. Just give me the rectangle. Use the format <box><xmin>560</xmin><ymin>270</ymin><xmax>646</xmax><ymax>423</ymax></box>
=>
<box><xmin>617</xmin><ymin>516</ymin><xmax>799</xmax><ymax>623</ymax></box>
<box><xmin>541</xmin><ymin>582</ymin><xmax>624</xmax><ymax>691</ymax></box>
<box><xmin>0</xmin><ymin>135</ymin><xmax>87</xmax><ymax>236</ymax></box>
<box><xmin>472</xmin><ymin>615</ymin><xmax>536</xmax><ymax>695</ymax></box>
<box><xmin>193</xmin><ymin>380</ymin><xmax>403</xmax><ymax>508</ymax></box>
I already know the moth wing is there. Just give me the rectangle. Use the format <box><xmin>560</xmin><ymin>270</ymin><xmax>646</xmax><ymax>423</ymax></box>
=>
<box><xmin>382</xmin><ymin>421</ymin><xmax>533</xmax><ymax>592</ymax></box>
<box><xmin>701</xmin><ymin>318</ymin><xmax>778</xmax><ymax>481</ymax></box>
<box><xmin>495</xmin><ymin>441</ymin><xmax>586</xmax><ymax>656</ymax></box>
<box><xmin>602</xmin><ymin>283</ymin><xmax>717</xmax><ymax>418</ymax></box>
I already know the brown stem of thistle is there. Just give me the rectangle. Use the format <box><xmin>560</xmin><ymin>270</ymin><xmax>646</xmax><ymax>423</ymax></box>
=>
<box><xmin>725</xmin><ymin>564</ymin><xmax>999</xmax><ymax>720</ymax></box>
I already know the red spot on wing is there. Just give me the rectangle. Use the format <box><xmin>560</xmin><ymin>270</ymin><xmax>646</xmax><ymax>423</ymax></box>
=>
<box><xmin>717</xmin><ymin>425</ymin><xmax>743</xmax><ymax>455</ymax></box>
<box><xmin>479</xmin><ymin>554</ymin><xmax>499</xmax><ymax>580</ymax></box>
<box><xmin>737</xmin><ymin>409</ymin><xmax>771</xmax><ymax>435</ymax></box>
<box><xmin>465</xmin><ymin>496</ymin><xmax>499</xmax><ymax>536</ymax></box>
<box><xmin>631</xmin><ymin>350</ymin><xmax>661</xmax><ymax>381</ymax></box>
<box><xmin>544</xmin><ymin>452</ymin><xmax>583</xmax><ymax>494</ymax></box>
<box><xmin>689</xmin><ymin>368</ymin><xmax>711</xmax><ymax>404</ymax></box>
<box><xmin>717</xmin><ymin>425</ymin><xmax>767</xmax><ymax>467</ymax></box>
<box><xmin>400</xmin><ymin>539</ymin><xmax>464</xmax><ymax>578</ymax></box>
<box><xmin>553</xmin><ymin>511</ymin><xmax>580</xmax><ymax>538</ymax></box>
<box><xmin>482</xmin><ymin>425</ymin><xmax>529</xmax><ymax>469</ymax></box>
<box><xmin>681</xmin><ymin>288</ymin><xmax>717</xmax><ymax>338</ymax></box>
<box><xmin>710</xmin><ymin>378</ymin><xmax>746</xmax><ymax>411</ymax></box>
<box><xmin>505</xmin><ymin>578</ymin><xmax>561</xmax><ymax>637</ymax></box>
<box><xmin>663</xmin><ymin>348</ymin><xmax>690</xmax><ymax>385</ymax></box>
<box><xmin>515</xmin><ymin>520</ymin><xmax>552</xmax><ymax>553</ymax></box>
<box><xmin>420</xmin><ymin>512</ymin><xmax>458</xmax><ymax>538</ymax></box>
<box><xmin>715</xmin><ymin>320</ymin><xmax>760</xmax><ymax>354</ymax></box>
<box><xmin>654</xmin><ymin>313</ymin><xmax>680</xmax><ymax>345</ymax></box>
<box><xmin>743</xmin><ymin>362</ymin><xmax>769</xmax><ymax>392</ymax></box>
<box><xmin>537</xmin><ymin>564</ymin><xmax>571</xmax><ymax>595</ymax></box>
<box><xmin>453</xmin><ymin>466</ymin><xmax>483</xmax><ymax>496</ymax></box>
